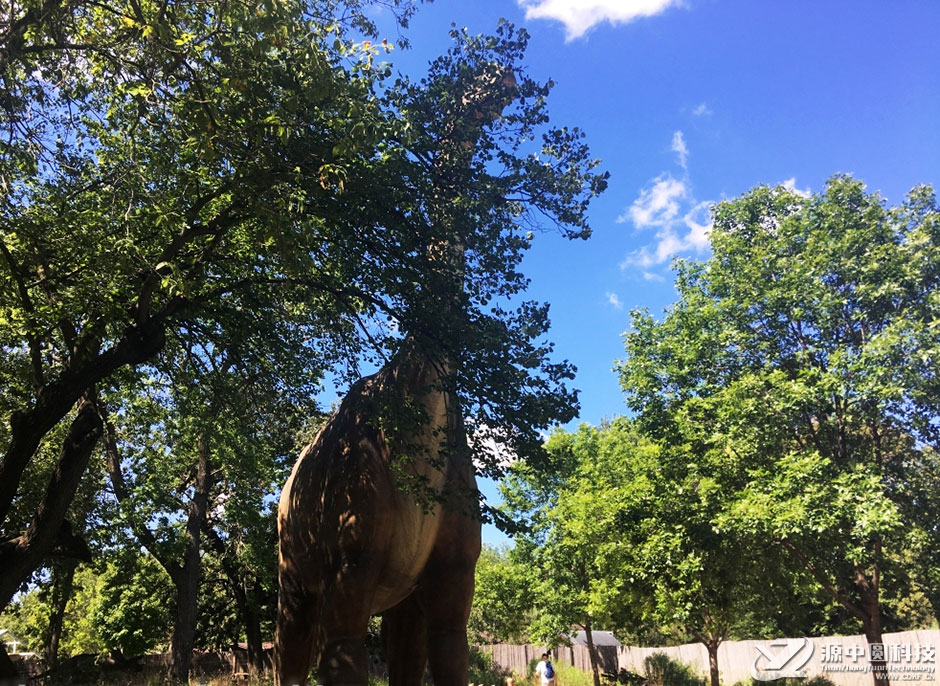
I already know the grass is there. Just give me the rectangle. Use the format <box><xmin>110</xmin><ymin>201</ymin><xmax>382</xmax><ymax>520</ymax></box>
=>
<box><xmin>23</xmin><ymin>650</ymin><xmax>663</xmax><ymax>686</ymax></box>
<box><xmin>731</xmin><ymin>678</ymin><xmax>835</xmax><ymax>686</ymax></box>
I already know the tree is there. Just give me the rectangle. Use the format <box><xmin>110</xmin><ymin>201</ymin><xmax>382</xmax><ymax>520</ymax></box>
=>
<box><xmin>619</xmin><ymin>176</ymin><xmax>940</xmax><ymax>686</ymax></box>
<box><xmin>890</xmin><ymin>447</ymin><xmax>940</xmax><ymax>626</ymax></box>
<box><xmin>198</xmin><ymin>489</ymin><xmax>282</xmax><ymax>674</ymax></box>
<box><xmin>502</xmin><ymin>421</ymin><xmax>655</xmax><ymax>686</ymax></box>
<box><xmin>375</xmin><ymin>22</ymin><xmax>609</xmax><ymax>485</ymax></box>
<box><xmin>599</xmin><ymin>420</ymin><xmax>793</xmax><ymax>686</ymax></box>
<box><xmin>1</xmin><ymin>1</ymin><xmax>607</xmax><ymax>678</ymax></box>
<box><xmin>512</xmin><ymin>419</ymin><xmax>798</xmax><ymax>686</ymax></box>
<box><xmin>1</xmin><ymin>3</ymin><xmax>422</xmax><ymax>672</ymax></box>
<box><xmin>98</xmin><ymin>316</ymin><xmax>316</xmax><ymax>679</ymax></box>
<box><xmin>91</xmin><ymin>552</ymin><xmax>175</xmax><ymax>657</ymax></box>
<box><xmin>468</xmin><ymin>545</ymin><xmax>532</xmax><ymax>645</ymax></box>
<box><xmin>0</xmin><ymin>563</ymin><xmax>152</xmax><ymax>661</ymax></box>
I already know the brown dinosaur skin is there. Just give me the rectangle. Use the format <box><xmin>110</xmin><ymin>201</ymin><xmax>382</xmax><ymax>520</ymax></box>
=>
<box><xmin>275</xmin><ymin>342</ymin><xmax>480</xmax><ymax>686</ymax></box>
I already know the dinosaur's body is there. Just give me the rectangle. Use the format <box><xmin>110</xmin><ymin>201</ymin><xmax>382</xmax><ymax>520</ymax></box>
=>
<box><xmin>275</xmin><ymin>342</ymin><xmax>480</xmax><ymax>686</ymax></box>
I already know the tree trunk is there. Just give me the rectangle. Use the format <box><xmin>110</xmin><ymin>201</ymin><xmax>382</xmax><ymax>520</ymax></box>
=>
<box><xmin>167</xmin><ymin>434</ymin><xmax>213</xmax><ymax>683</ymax></box>
<box><xmin>225</xmin><ymin>561</ymin><xmax>265</xmax><ymax>674</ymax></box>
<box><xmin>854</xmin><ymin>556</ymin><xmax>889</xmax><ymax>686</ymax></box>
<box><xmin>103</xmin><ymin>403</ymin><xmax>217</xmax><ymax>683</ymax></box>
<box><xmin>44</xmin><ymin>560</ymin><xmax>77</xmax><ymax>667</ymax></box>
<box><xmin>243</xmin><ymin>585</ymin><xmax>266</xmax><ymax>674</ymax></box>
<box><xmin>863</xmin><ymin>619</ymin><xmax>890</xmax><ymax>686</ymax></box>
<box><xmin>861</xmin><ymin>589</ymin><xmax>889</xmax><ymax>686</ymax></box>
<box><xmin>169</xmin><ymin>570</ymin><xmax>200</xmax><ymax>683</ymax></box>
<box><xmin>203</xmin><ymin>523</ymin><xmax>267</xmax><ymax>675</ymax></box>
<box><xmin>780</xmin><ymin>540</ymin><xmax>890</xmax><ymax>686</ymax></box>
<box><xmin>705</xmin><ymin>640</ymin><xmax>720</xmax><ymax>686</ymax></box>
<box><xmin>583</xmin><ymin>618</ymin><xmax>602</xmax><ymax>686</ymax></box>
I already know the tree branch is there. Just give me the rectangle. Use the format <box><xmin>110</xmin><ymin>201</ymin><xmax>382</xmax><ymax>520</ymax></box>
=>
<box><xmin>779</xmin><ymin>538</ymin><xmax>868</xmax><ymax>622</ymax></box>
<box><xmin>0</xmin><ymin>238</ymin><xmax>45</xmax><ymax>388</ymax></box>
<box><xmin>0</xmin><ymin>296</ymin><xmax>184</xmax><ymax>528</ymax></box>
<box><xmin>97</xmin><ymin>397</ymin><xmax>181</xmax><ymax>580</ymax></box>
<box><xmin>0</xmin><ymin>394</ymin><xmax>102</xmax><ymax>610</ymax></box>
<box><xmin>135</xmin><ymin>201</ymin><xmax>244</xmax><ymax>325</ymax></box>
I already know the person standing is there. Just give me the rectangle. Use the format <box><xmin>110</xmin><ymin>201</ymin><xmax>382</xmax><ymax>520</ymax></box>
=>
<box><xmin>535</xmin><ymin>652</ymin><xmax>558</xmax><ymax>686</ymax></box>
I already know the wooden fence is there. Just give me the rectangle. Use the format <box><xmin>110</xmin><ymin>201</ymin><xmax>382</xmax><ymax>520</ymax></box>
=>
<box><xmin>477</xmin><ymin>643</ymin><xmax>618</xmax><ymax>676</ymax></box>
<box><xmin>479</xmin><ymin>630</ymin><xmax>940</xmax><ymax>686</ymax></box>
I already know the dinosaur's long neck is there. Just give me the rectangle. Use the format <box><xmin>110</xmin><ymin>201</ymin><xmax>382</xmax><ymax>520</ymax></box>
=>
<box><xmin>428</xmin><ymin>64</ymin><xmax>516</xmax><ymax>303</ymax></box>
<box><xmin>394</xmin><ymin>66</ymin><xmax>517</xmax><ymax>380</ymax></box>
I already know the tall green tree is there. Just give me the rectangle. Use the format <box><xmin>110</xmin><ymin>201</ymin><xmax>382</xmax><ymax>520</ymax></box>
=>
<box><xmin>890</xmin><ymin>448</ymin><xmax>940</xmax><ymax>625</ymax></box>
<box><xmin>98</xmin><ymin>311</ymin><xmax>317</xmax><ymax>680</ymax></box>
<box><xmin>619</xmin><ymin>176</ymin><xmax>939</xmax><ymax>686</ymax></box>
<box><xmin>0</xmin><ymin>557</ymin><xmax>169</xmax><ymax>660</ymax></box>
<box><xmin>468</xmin><ymin>545</ymin><xmax>532</xmax><ymax>645</ymax></box>
<box><xmin>376</xmin><ymin>22</ymin><xmax>608</xmax><ymax>484</ymax></box>
<box><xmin>596</xmin><ymin>420</ymin><xmax>795</xmax><ymax>686</ymax></box>
<box><xmin>502</xmin><ymin>421</ymin><xmax>654</xmax><ymax>686</ymax></box>
<box><xmin>511</xmin><ymin>419</ymin><xmax>795</xmax><ymax>686</ymax></box>
<box><xmin>1</xmin><ymin>3</ymin><xmax>422</xmax><ymax>672</ymax></box>
<box><xmin>90</xmin><ymin>552</ymin><xmax>175</xmax><ymax>658</ymax></box>
<box><xmin>0</xmin><ymin>564</ymin><xmax>104</xmax><ymax>659</ymax></box>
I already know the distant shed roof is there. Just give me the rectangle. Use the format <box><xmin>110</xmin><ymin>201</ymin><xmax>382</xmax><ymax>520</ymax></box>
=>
<box><xmin>566</xmin><ymin>630</ymin><xmax>621</xmax><ymax>647</ymax></box>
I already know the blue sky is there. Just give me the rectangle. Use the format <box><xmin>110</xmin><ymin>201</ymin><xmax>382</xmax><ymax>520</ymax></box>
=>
<box><xmin>365</xmin><ymin>0</ymin><xmax>940</xmax><ymax>544</ymax></box>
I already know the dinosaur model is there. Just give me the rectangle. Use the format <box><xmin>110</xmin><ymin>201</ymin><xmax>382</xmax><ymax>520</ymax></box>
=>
<box><xmin>275</xmin><ymin>65</ymin><xmax>516</xmax><ymax>686</ymax></box>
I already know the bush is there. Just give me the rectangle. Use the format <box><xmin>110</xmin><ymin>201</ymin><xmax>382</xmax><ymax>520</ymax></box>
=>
<box><xmin>470</xmin><ymin>648</ymin><xmax>513</xmax><ymax>686</ymax></box>
<box><xmin>643</xmin><ymin>653</ymin><xmax>705</xmax><ymax>686</ymax></box>
<box><xmin>553</xmin><ymin>662</ymin><xmax>596</xmax><ymax>686</ymax></box>
<box><xmin>731</xmin><ymin>678</ymin><xmax>835</xmax><ymax>686</ymax></box>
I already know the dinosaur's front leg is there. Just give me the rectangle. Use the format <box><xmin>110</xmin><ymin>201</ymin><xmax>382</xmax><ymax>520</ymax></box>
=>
<box><xmin>275</xmin><ymin>570</ymin><xmax>320</xmax><ymax>686</ymax></box>
<box><xmin>420</xmin><ymin>512</ymin><xmax>481</xmax><ymax>686</ymax></box>
<box><xmin>383</xmin><ymin>592</ymin><xmax>430</xmax><ymax>686</ymax></box>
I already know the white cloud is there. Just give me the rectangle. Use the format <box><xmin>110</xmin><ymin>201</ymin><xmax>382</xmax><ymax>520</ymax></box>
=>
<box><xmin>518</xmin><ymin>0</ymin><xmax>682</xmax><ymax>41</ymax></box>
<box><xmin>617</xmin><ymin>174</ymin><xmax>686</xmax><ymax>228</ymax></box>
<box><xmin>620</xmin><ymin>207</ymin><xmax>712</xmax><ymax>268</ymax></box>
<box><xmin>672</xmin><ymin>130</ymin><xmax>688</xmax><ymax>170</ymax></box>
<box><xmin>692</xmin><ymin>102</ymin><xmax>712</xmax><ymax>117</ymax></box>
<box><xmin>781</xmin><ymin>177</ymin><xmax>810</xmax><ymax>198</ymax></box>
<box><xmin>618</xmin><ymin>134</ymin><xmax>713</xmax><ymax>271</ymax></box>
<box><xmin>682</xmin><ymin>200</ymin><xmax>712</xmax><ymax>251</ymax></box>
<box><xmin>606</xmin><ymin>291</ymin><xmax>623</xmax><ymax>309</ymax></box>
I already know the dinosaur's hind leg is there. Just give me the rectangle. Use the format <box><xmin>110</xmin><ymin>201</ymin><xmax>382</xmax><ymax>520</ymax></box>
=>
<box><xmin>383</xmin><ymin>592</ymin><xmax>429</xmax><ymax>686</ymax></box>
<box><xmin>275</xmin><ymin>575</ymin><xmax>320</xmax><ymax>686</ymax></box>
<box><xmin>318</xmin><ymin>595</ymin><xmax>371</xmax><ymax>686</ymax></box>
<box><xmin>420</xmin><ymin>515</ymin><xmax>480</xmax><ymax>686</ymax></box>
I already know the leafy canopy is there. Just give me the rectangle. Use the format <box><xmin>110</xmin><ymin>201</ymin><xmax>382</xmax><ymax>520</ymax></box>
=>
<box><xmin>619</xmin><ymin>176</ymin><xmax>940</xmax><ymax>632</ymax></box>
<box><xmin>1</xmin><ymin>0</ymin><xmax>607</xmax><ymax>546</ymax></box>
